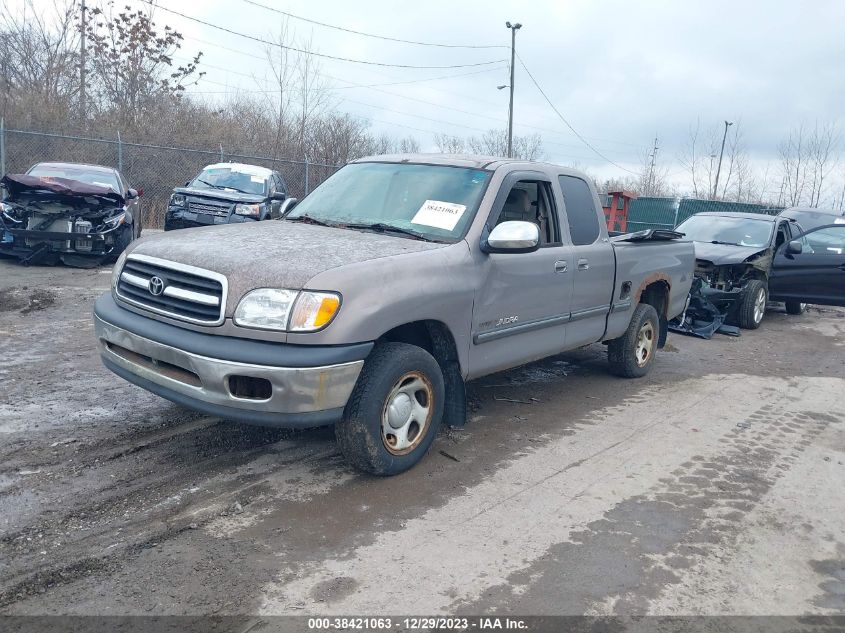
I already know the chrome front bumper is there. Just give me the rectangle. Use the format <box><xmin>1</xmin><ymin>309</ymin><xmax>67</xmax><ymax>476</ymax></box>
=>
<box><xmin>94</xmin><ymin>314</ymin><xmax>364</xmax><ymax>424</ymax></box>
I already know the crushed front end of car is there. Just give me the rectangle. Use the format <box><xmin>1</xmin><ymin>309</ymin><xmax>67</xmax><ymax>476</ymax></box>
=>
<box><xmin>0</xmin><ymin>174</ymin><xmax>129</xmax><ymax>267</ymax></box>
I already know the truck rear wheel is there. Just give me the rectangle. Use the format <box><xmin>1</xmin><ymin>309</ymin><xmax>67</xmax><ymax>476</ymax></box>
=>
<box><xmin>607</xmin><ymin>303</ymin><xmax>660</xmax><ymax>378</ymax></box>
<box><xmin>738</xmin><ymin>279</ymin><xmax>767</xmax><ymax>329</ymax></box>
<box><xmin>336</xmin><ymin>342</ymin><xmax>445</xmax><ymax>476</ymax></box>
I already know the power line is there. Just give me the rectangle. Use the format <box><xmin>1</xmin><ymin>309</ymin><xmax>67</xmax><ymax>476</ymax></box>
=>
<box><xmin>517</xmin><ymin>54</ymin><xmax>639</xmax><ymax>174</ymax></box>
<box><xmin>144</xmin><ymin>1</ymin><xmax>507</xmax><ymax>69</ymax></box>
<box><xmin>178</xmin><ymin>31</ymin><xmax>642</xmax><ymax>151</ymax></box>
<box><xmin>241</xmin><ymin>0</ymin><xmax>507</xmax><ymax>49</ymax></box>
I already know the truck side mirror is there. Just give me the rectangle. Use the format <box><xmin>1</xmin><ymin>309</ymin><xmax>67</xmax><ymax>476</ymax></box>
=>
<box><xmin>482</xmin><ymin>221</ymin><xmax>540</xmax><ymax>254</ymax></box>
<box><xmin>270</xmin><ymin>191</ymin><xmax>287</xmax><ymax>201</ymax></box>
<box><xmin>786</xmin><ymin>240</ymin><xmax>802</xmax><ymax>255</ymax></box>
<box><xmin>278</xmin><ymin>197</ymin><xmax>299</xmax><ymax>217</ymax></box>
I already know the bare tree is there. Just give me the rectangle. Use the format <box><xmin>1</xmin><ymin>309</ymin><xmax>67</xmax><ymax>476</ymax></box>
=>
<box><xmin>433</xmin><ymin>133</ymin><xmax>466</xmax><ymax>154</ymax></box>
<box><xmin>83</xmin><ymin>1</ymin><xmax>204</xmax><ymax>125</ymax></box>
<box><xmin>395</xmin><ymin>136</ymin><xmax>421</xmax><ymax>153</ymax></box>
<box><xmin>264</xmin><ymin>20</ymin><xmax>295</xmax><ymax>159</ymax></box>
<box><xmin>465</xmin><ymin>129</ymin><xmax>543</xmax><ymax>160</ymax></box>
<box><xmin>778</xmin><ymin>122</ymin><xmax>839</xmax><ymax>207</ymax></box>
<box><xmin>0</xmin><ymin>0</ymin><xmax>79</xmax><ymax>123</ymax></box>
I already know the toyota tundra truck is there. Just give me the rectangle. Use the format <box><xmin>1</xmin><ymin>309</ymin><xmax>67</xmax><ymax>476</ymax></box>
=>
<box><xmin>94</xmin><ymin>154</ymin><xmax>694</xmax><ymax>475</ymax></box>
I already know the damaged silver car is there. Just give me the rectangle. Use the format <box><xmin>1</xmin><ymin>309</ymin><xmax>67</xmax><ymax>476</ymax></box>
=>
<box><xmin>0</xmin><ymin>162</ymin><xmax>142</xmax><ymax>267</ymax></box>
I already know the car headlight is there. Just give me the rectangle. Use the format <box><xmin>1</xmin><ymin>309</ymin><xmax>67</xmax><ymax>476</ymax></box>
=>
<box><xmin>233</xmin><ymin>289</ymin><xmax>341</xmax><ymax>332</ymax></box>
<box><xmin>234</xmin><ymin>203</ymin><xmax>262</xmax><ymax>218</ymax></box>
<box><xmin>289</xmin><ymin>291</ymin><xmax>341</xmax><ymax>332</ymax></box>
<box><xmin>111</xmin><ymin>250</ymin><xmax>128</xmax><ymax>289</ymax></box>
<box><xmin>234</xmin><ymin>288</ymin><xmax>298</xmax><ymax>330</ymax></box>
<box><xmin>104</xmin><ymin>212</ymin><xmax>127</xmax><ymax>226</ymax></box>
<box><xmin>170</xmin><ymin>193</ymin><xmax>187</xmax><ymax>207</ymax></box>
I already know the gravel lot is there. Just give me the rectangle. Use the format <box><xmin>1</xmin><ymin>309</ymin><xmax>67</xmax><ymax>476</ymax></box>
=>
<box><xmin>1</xmin><ymin>256</ymin><xmax>844</xmax><ymax>616</ymax></box>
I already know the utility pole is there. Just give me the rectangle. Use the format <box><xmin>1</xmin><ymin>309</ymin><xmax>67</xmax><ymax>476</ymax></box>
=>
<box><xmin>646</xmin><ymin>136</ymin><xmax>659</xmax><ymax>194</ymax></box>
<box><xmin>79</xmin><ymin>0</ymin><xmax>87</xmax><ymax>122</ymax></box>
<box><xmin>712</xmin><ymin>120</ymin><xmax>733</xmax><ymax>199</ymax></box>
<box><xmin>505</xmin><ymin>21</ymin><xmax>521</xmax><ymax>158</ymax></box>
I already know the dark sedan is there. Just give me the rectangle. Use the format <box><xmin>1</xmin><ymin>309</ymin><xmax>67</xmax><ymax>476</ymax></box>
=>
<box><xmin>676</xmin><ymin>211</ymin><xmax>845</xmax><ymax>328</ymax></box>
<box><xmin>0</xmin><ymin>162</ymin><xmax>142</xmax><ymax>267</ymax></box>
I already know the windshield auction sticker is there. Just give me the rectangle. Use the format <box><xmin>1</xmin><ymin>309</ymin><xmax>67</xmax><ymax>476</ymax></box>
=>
<box><xmin>411</xmin><ymin>200</ymin><xmax>467</xmax><ymax>231</ymax></box>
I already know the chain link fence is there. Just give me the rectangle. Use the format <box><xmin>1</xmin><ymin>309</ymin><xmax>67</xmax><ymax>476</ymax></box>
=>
<box><xmin>0</xmin><ymin>123</ymin><xmax>343</xmax><ymax>228</ymax></box>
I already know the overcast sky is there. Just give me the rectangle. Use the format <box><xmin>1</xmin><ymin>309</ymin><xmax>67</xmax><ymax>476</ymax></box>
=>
<box><xmin>16</xmin><ymin>0</ymin><xmax>845</xmax><ymax>198</ymax></box>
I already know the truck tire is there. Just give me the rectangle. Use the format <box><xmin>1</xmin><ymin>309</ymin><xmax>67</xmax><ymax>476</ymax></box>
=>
<box><xmin>335</xmin><ymin>342</ymin><xmax>445</xmax><ymax>476</ymax></box>
<box><xmin>607</xmin><ymin>303</ymin><xmax>660</xmax><ymax>378</ymax></box>
<box><xmin>738</xmin><ymin>279</ymin><xmax>767</xmax><ymax>329</ymax></box>
<box><xmin>785</xmin><ymin>301</ymin><xmax>807</xmax><ymax>315</ymax></box>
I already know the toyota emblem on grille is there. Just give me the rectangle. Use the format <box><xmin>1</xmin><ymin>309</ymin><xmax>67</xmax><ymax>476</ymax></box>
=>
<box><xmin>148</xmin><ymin>276</ymin><xmax>165</xmax><ymax>296</ymax></box>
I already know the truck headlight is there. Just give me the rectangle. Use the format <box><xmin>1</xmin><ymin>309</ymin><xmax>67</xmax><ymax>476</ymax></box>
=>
<box><xmin>111</xmin><ymin>250</ymin><xmax>128</xmax><ymax>289</ymax></box>
<box><xmin>233</xmin><ymin>289</ymin><xmax>341</xmax><ymax>331</ymax></box>
<box><xmin>234</xmin><ymin>288</ymin><xmax>298</xmax><ymax>330</ymax></box>
<box><xmin>289</xmin><ymin>291</ymin><xmax>341</xmax><ymax>332</ymax></box>
<box><xmin>234</xmin><ymin>203</ymin><xmax>262</xmax><ymax>218</ymax></box>
<box><xmin>170</xmin><ymin>193</ymin><xmax>187</xmax><ymax>207</ymax></box>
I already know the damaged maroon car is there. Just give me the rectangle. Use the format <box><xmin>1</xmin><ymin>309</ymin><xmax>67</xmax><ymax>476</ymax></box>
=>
<box><xmin>0</xmin><ymin>163</ymin><xmax>142</xmax><ymax>267</ymax></box>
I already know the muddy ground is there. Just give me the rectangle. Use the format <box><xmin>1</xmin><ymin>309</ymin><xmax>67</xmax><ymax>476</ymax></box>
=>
<box><xmin>0</xmin><ymin>256</ymin><xmax>844</xmax><ymax>617</ymax></box>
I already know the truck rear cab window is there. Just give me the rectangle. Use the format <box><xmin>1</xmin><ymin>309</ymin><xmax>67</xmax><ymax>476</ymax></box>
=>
<box><xmin>493</xmin><ymin>180</ymin><xmax>559</xmax><ymax>246</ymax></box>
<box><xmin>558</xmin><ymin>175</ymin><xmax>600</xmax><ymax>245</ymax></box>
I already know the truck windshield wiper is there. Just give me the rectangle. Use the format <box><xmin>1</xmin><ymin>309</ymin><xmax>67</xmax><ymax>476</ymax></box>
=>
<box><xmin>286</xmin><ymin>214</ymin><xmax>337</xmax><ymax>228</ymax></box>
<box><xmin>196</xmin><ymin>179</ymin><xmax>255</xmax><ymax>195</ymax></box>
<box><xmin>708</xmin><ymin>240</ymin><xmax>741</xmax><ymax>246</ymax></box>
<box><xmin>344</xmin><ymin>222</ymin><xmax>436</xmax><ymax>242</ymax></box>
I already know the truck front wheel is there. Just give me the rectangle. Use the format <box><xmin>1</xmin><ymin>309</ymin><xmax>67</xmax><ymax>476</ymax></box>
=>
<box><xmin>336</xmin><ymin>342</ymin><xmax>445</xmax><ymax>476</ymax></box>
<box><xmin>607</xmin><ymin>303</ymin><xmax>660</xmax><ymax>378</ymax></box>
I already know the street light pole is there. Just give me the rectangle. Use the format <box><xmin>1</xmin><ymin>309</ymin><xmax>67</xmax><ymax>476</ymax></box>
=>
<box><xmin>505</xmin><ymin>21</ymin><xmax>521</xmax><ymax>158</ymax></box>
<box><xmin>712</xmin><ymin>120</ymin><xmax>733</xmax><ymax>199</ymax></box>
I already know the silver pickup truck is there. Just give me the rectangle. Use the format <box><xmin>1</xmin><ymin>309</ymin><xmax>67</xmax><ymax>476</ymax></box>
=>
<box><xmin>94</xmin><ymin>154</ymin><xmax>694</xmax><ymax>475</ymax></box>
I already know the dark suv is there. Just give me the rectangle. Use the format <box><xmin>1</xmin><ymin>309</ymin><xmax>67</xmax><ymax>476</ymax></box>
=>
<box><xmin>165</xmin><ymin>163</ymin><xmax>292</xmax><ymax>231</ymax></box>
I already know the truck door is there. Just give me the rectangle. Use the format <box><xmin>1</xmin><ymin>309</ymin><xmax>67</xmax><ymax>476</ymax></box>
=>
<box><xmin>469</xmin><ymin>172</ymin><xmax>573</xmax><ymax>377</ymax></box>
<box><xmin>557</xmin><ymin>175</ymin><xmax>615</xmax><ymax>347</ymax></box>
<box><xmin>769</xmin><ymin>224</ymin><xmax>845</xmax><ymax>307</ymax></box>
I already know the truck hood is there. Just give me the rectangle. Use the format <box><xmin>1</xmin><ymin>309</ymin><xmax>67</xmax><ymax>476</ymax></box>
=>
<box><xmin>173</xmin><ymin>186</ymin><xmax>266</xmax><ymax>204</ymax></box>
<box><xmin>128</xmin><ymin>220</ymin><xmax>447</xmax><ymax>309</ymax></box>
<box><xmin>692</xmin><ymin>241</ymin><xmax>768</xmax><ymax>266</ymax></box>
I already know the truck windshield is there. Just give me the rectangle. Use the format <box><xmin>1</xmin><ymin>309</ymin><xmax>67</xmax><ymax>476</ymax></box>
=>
<box><xmin>287</xmin><ymin>162</ymin><xmax>491</xmax><ymax>242</ymax></box>
<box><xmin>190</xmin><ymin>166</ymin><xmax>267</xmax><ymax>195</ymax></box>
<box><xmin>676</xmin><ymin>215</ymin><xmax>774</xmax><ymax>248</ymax></box>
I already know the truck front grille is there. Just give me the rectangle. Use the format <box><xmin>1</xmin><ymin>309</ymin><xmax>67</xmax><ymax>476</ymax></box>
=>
<box><xmin>189</xmin><ymin>200</ymin><xmax>231</xmax><ymax>216</ymax></box>
<box><xmin>115</xmin><ymin>255</ymin><xmax>227</xmax><ymax>325</ymax></box>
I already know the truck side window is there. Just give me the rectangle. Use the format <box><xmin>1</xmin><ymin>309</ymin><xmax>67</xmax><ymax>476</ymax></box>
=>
<box><xmin>494</xmin><ymin>180</ymin><xmax>558</xmax><ymax>246</ymax></box>
<box><xmin>558</xmin><ymin>175</ymin><xmax>600</xmax><ymax>245</ymax></box>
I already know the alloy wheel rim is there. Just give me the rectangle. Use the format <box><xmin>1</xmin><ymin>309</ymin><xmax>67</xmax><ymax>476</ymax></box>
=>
<box><xmin>754</xmin><ymin>288</ymin><xmax>766</xmax><ymax>323</ymax></box>
<box><xmin>635</xmin><ymin>321</ymin><xmax>655</xmax><ymax>367</ymax></box>
<box><xmin>381</xmin><ymin>371</ymin><xmax>433</xmax><ymax>456</ymax></box>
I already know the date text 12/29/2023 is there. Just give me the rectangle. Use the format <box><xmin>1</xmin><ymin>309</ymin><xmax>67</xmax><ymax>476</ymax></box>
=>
<box><xmin>307</xmin><ymin>617</ymin><xmax>529</xmax><ymax>630</ymax></box>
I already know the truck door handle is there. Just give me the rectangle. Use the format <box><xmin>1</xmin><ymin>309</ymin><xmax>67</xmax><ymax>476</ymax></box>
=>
<box><xmin>839</xmin><ymin>263</ymin><xmax>845</xmax><ymax>271</ymax></box>
<box><xmin>554</xmin><ymin>260</ymin><xmax>568</xmax><ymax>273</ymax></box>
<box><xmin>577</xmin><ymin>258</ymin><xmax>589</xmax><ymax>270</ymax></box>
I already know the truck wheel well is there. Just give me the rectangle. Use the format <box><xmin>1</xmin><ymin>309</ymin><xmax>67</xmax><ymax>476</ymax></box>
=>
<box><xmin>378</xmin><ymin>321</ymin><xmax>467</xmax><ymax>428</ymax></box>
<box><xmin>639</xmin><ymin>281</ymin><xmax>670</xmax><ymax>348</ymax></box>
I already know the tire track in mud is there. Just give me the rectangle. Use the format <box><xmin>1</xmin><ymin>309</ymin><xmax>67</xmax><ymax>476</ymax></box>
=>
<box><xmin>258</xmin><ymin>376</ymin><xmax>843</xmax><ymax>615</ymax></box>
<box><xmin>0</xmin><ymin>414</ymin><xmax>340</xmax><ymax>608</ymax></box>
<box><xmin>455</xmin><ymin>404</ymin><xmax>841</xmax><ymax>614</ymax></box>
